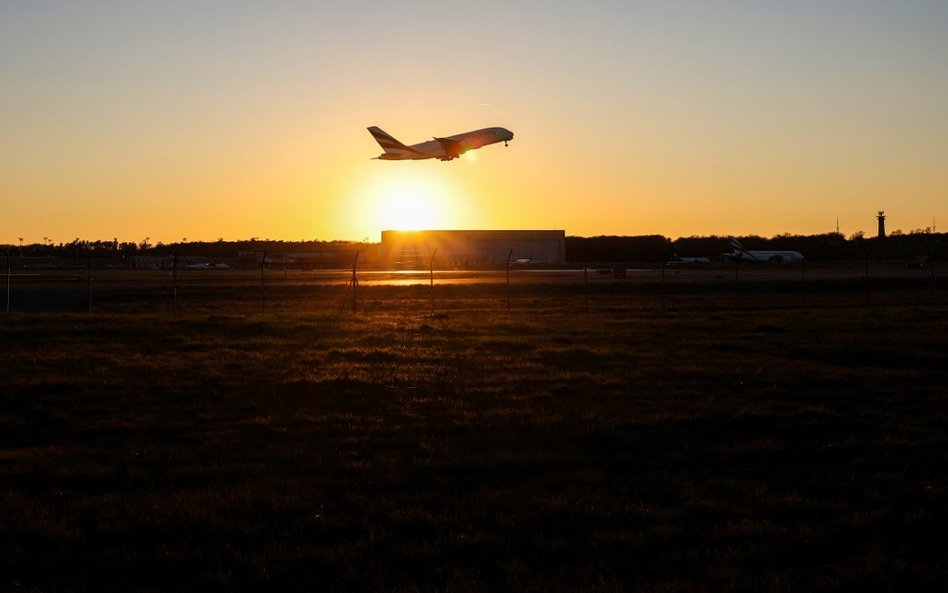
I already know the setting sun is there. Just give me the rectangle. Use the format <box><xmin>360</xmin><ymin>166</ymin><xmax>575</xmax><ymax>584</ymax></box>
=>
<box><xmin>343</xmin><ymin>165</ymin><xmax>477</xmax><ymax>235</ymax></box>
<box><xmin>377</xmin><ymin>181</ymin><xmax>441</xmax><ymax>230</ymax></box>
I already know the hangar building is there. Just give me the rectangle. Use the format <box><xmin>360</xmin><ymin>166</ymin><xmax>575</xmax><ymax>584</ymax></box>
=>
<box><xmin>379</xmin><ymin>230</ymin><xmax>566</xmax><ymax>267</ymax></box>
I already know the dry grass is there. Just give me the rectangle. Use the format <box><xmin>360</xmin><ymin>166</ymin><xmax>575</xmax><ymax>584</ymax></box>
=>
<box><xmin>1</xmin><ymin>288</ymin><xmax>947</xmax><ymax>592</ymax></box>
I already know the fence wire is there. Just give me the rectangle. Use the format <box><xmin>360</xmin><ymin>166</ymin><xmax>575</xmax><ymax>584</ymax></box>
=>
<box><xmin>2</xmin><ymin>260</ymin><xmax>944</xmax><ymax>314</ymax></box>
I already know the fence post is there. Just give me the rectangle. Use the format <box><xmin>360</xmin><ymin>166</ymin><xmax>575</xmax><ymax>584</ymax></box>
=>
<box><xmin>87</xmin><ymin>252</ymin><xmax>93</xmax><ymax>313</ymax></box>
<box><xmin>801</xmin><ymin>260</ymin><xmax>807</xmax><ymax>307</ymax></box>
<box><xmin>351</xmin><ymin>251</ymin><xmax>360</xmax><ymax>314</ymax></box>
<box><xmin>931</xmin><ymin>258</ymin><xmax>936</xmax><ymax>306</ymax></box>
<box><xmin>661</xmin><ymin>261</ymin><xmax>666</xmax><ymax>311</ymax></box>
<box><xmin>734</xmin><ymin>258</ymin><xmax>740</xmax><ymax>309</ymax></box>
<box><xmin>506</xmin><ymin>248</ymin><xmax>513</xmax><ymax>312</ymax></box>
<box><xmin>429</xmin><ymin>249</ymin><xmax>437</xmax><ymax>314</ymax></box>
<box><xmin>172</xmin><ymin>253</ymin><xmax>178</xmax><ymax>315</ymax></box>
<box><xmin>260</xmin><ymin>251</ymin><xmax>268</xmax><ymax>314</ymax></box>
<box><xmin>584</xmin><ymin>256</ymin><xmax>589</xmax><ymax>314</ymax></box>
<box><xmin>863</xmin><ymin>244</ymin><xmax>875</xmax><ymax>307</ymax></box>
<box><xmin>5</xmin><ymin>254</ymin><xmax>10</xmax><ymax>313</ymax></box>
<box><xmin>931</xmin><ymin>243</ymin><xmax>940</xmax><ymax>305</ymax></box>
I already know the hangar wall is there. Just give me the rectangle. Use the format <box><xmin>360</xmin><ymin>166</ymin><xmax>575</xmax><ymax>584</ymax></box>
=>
<box><xmin>379</xmin><ymin>230</ymin><xmax>566</xmax><ymax>267</ymax></box>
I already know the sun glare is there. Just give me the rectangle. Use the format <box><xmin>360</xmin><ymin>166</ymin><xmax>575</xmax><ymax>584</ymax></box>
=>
<box><xmin>351</xmin><ymin>168</ymin><xmax>464</xmax><ymax>235</ymax></box>
<box><xmin>378</xmin><ymin>183</ymin><xmax>439</xmax><ymax>230</ymax></box>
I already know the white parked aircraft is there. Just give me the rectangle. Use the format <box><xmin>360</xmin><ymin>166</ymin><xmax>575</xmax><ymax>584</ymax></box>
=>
<box><xmin>667</xmin><ymin>253</ymin><xmax>711</xmax><ymax>265</ymax></box>
<box><xmin>185</xmin><ymin>262</ymin><xmax>230</xmax><ymax>269</ymax></box>
<box><xmin>368</xmin><ymin>126</ymin><xmax>513</xmax><ymax>161</ymax></box>
<box><xmin>728</xmin><ymin>236</ymin><xmax>804</xmax><ymax>263</ymax></box>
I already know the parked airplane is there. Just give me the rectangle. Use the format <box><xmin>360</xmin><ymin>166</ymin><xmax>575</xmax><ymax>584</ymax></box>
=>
<box><xmin>185</xmin><ymin>262</ymin><xmax>230</xmax><ymax>269</ymax></box>
<box><xmin>727</xmin><ymin>236</ymin><xmax>804</xmax><ymax>263</ymax></box>
<box><xmin>667</xmin><ymin>252</ymin><xmax>712</xmax><ymax>265</ymax></box>
<box><xmin>368</xmin><ymin>126</ymin><xmax>513</xmax><ymax>161</ymax></box>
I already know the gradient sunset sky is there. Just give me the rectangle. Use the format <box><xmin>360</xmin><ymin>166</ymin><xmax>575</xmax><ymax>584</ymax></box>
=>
<box><xmin>3</xmin><ymin>1</ymin><xmax>947</xmax><ymax>244</ymax></box>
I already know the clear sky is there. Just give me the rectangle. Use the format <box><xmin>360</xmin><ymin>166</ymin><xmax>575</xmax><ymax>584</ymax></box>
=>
<box><xmin>3</xmin><ymin>0</ymin><xmax>947</xmax><ymax>244</ymax></box>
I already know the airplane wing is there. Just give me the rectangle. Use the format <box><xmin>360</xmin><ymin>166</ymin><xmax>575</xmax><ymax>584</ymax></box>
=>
<box><xmin>433</xmin><ymin>137</ymin><xmax>463</xmax><ymax>160</ymax></box>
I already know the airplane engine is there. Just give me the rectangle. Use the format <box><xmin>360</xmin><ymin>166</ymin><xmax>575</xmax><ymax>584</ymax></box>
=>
<box><xmin>434</xmin><ymin>137</ymin><xmax>463</xmax><ymax>159</ymax></box>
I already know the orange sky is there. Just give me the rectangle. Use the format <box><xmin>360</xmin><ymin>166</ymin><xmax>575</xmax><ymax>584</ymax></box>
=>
<box><xmin>2</xmin><ymin>2</ymin><xmax>947</xmax><ymax>245</ymax></box>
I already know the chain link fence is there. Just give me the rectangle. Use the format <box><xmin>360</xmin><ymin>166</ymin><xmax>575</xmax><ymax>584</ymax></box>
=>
<box><xmin>4</xmin><ymin>257</ymin><xmax>945</xmax><ymax>315</ymax></box>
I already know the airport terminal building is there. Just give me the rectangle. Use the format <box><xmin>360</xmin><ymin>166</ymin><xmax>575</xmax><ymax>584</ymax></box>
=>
<box><xmin>379</xmin><ymin>230</ymin><xmax>566</xmax><ymax>267</ymax></box>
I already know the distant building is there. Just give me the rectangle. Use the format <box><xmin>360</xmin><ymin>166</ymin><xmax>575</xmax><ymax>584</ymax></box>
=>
<box><xmin>379</xmin><ymin>230</ymin><xmax>566</xmax><ymax>267</ymax></box>
<box><xmin>877</xmin><ymin>211</ymin><xmax>886</xmax><ymax>239</ymax></box>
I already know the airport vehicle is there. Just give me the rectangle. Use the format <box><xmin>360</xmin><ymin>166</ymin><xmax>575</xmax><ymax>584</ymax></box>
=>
<box><xmin>727</xmin><ymin>236</ymin><xmax>804</xmax><ymax>263</ymax></box>
<box><xmin>368</xmin><ymin>126</ymin><xmax>513</xmax><ymax>161</ymax></box>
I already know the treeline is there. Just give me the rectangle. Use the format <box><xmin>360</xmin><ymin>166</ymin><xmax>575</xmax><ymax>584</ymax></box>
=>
<box><xmin>3</xmin><ymin>232</ymin><xmax>946</xmax><ymax>264</ymax></box>
<box><xmin>566</xmin><ymin>232</ymin><xmax>948</xmax><ymax>262</ymax></box>
<box><xmin>0</xmin><ymin>238</ymin><xmax>366</xmax><ymax>259</ymax></box>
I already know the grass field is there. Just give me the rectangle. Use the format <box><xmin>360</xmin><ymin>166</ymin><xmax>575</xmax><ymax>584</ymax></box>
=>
<box><xmin>2</xmin><ymin>285</ymin><xmax>947</xmax><ymax>592</ymax></box>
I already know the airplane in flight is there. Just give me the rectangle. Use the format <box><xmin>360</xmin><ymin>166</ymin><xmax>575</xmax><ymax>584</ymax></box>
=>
<box><xmin>368</xmin><ymin>126</ymin><xmax>513</xmax><ymax>161</ymax></box>
<box><xmin>727</xmin><ymin>236</ymin><xmax>804</xmax><ymax>263</ymax></box>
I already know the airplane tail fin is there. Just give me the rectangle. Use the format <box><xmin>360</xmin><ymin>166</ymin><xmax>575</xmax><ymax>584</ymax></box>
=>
<box><xmin>367</xmin><ymin>126</ymin><xmax>409</xmax><ymax>154</ymax></box>
<box><xmin>367</xmin><ymin>126</ymin><xmax>426</xmax><ymax>160</ymax></box>
<box><xmin>728</xmin><ymin>236</ymin><xmax>745</xmax><ymax>255</ymax></box>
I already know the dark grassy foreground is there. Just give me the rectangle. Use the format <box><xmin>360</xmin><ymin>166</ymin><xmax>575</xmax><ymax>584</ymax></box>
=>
<box><xmin>2</xmin><ymin>295</ymin><xmax>948</xmax><ymax>592</ymax></box>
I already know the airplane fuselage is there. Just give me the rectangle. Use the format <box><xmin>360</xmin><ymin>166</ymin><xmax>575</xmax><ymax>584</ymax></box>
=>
<box><xmin>369</xmin><ymin>126</ymin><xmax>513</xmax><ymax>161</ymax></box>
<box><xmin>727</xmin><ymin>236</ymin><xmax>804</xmax><ymax>263</ymax></box>
<box><xmin>733</xmin><ymin>250</ymin><xmax>805</xmax><ymax>263</ymax></box>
